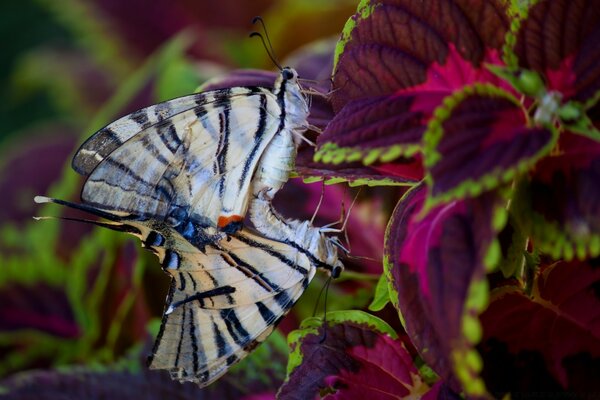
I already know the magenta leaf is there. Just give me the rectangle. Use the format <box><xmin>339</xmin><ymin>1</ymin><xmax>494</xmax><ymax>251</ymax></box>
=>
<box><xmin>479</xmin><ymin>259</ymin><xmax>600</xmax><ymax>397</ymax></box>
<box><xmin>514</xmin><ymin>133</ymin><xmax>600</xmax><ymax>260</ymax></box>
<box><xmin>384</xmin><ymin>184</ymin><xmax>505</xmax><ymax>396</ymax></box>
<box><xmin>509</xmin><ymin>0</ymin><xmax>600</xmax><ymax>106</ymax></box>
<box><xmin>279</xmin><ymin>311</ymin><xmax>444</xmax><ymax>399</ymax></box>
<box><xmin>423</xmin><ymin>84</ymin><xmax>556</xmax><ymax>207</ymax></box>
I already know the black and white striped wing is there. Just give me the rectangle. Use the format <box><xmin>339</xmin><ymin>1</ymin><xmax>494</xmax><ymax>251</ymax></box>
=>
<box><xmin>147</xmin><ymin>229</ymin><xmax>316</xmax><ymax>386</ymax></box>
<box><xmin>72</xmin><ymin>88</ymin><xmax>281</xmax><ymax>230</ymax></box>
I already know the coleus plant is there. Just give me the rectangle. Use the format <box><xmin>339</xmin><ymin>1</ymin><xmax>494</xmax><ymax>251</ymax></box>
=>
<box><xmin>279</xmin><ymin>0</ymin><xmax>600</xmax><ymax>398</ymax></box>
<box><xmin>2</xmin><ymin>0</ymin><xmax>599</xmax><ymax>399</ymax></box>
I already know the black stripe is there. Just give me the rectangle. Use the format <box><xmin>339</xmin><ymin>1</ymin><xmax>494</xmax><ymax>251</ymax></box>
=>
<box><xmin>239</xmin><ymin>94</ymin><xmax>269</xmax><ymax>187</ymax></box>
<box><xmin>130</xmin><ymin>109</ymin><xmax>151</xmax><ymax>128</ymax></box>
<box><xmin>139</xmin><ymin>134</ymin><xmax>170</xmax><ymax>166</ymax></box>
<box><xmin>187</xmin><ymin>272</ymin><xmax>197</xmax><ymax>291</ymax></box>
<box><xmin>276</xmin><ymin>79</ymin><xmax>287</xmax><ymax>132</ymax></box>
<box><xmin>235</xmin><ymin>233</ymin><xmax>309</xmax><ymax>275</ymax></box>
<box><xmin>194</xmin><ymin>105</ymin><xmax>207</xmax><ymax>121</ymax></box>
<box><xmin>213</xmin><ymin>320</ymin><xmax>230</xmax><ymax>358</ymax></box>
<box><xmin>97</xmin><ymin>158</ymin><xmax>148</xmax><ymax>185</ymax></box>
<box><xmin>256</xmin><ymin>301</ymin><xmax>276</xmax><ymax>324</ymax></box>
<box><xmin>221</xmin><ymin>309</ymin><xmax>251</xmax><ymax>346</ymax></box>
<box><xmin>174</xmin><ymin>301</ymin><xmax>186</xmax><ymax>368</ymax></box>
<box><xmin>170</xmin><ymin>286</ymin><xmax>236</xmax><ymax>310</ymax></box>
<box><xmin>283</xmin><ymin>239</ymin><xmax>334</xmax><ymax>272</ymax></box>
<box><xmin>273</xmin><ymin>290</ymin><xmax>292</xmax><ymax>309</ymax></box>
<box><xmin>204</xmin><ymin>270</ymin><xmax>235</xmax><ymax>305</ymax></box>
<box><xmin>159</xmin><ymin>120</ymin><xmax>183</xmax><ymax>153</ymax></box>
<box><xmin>226</xmin><ymin>354</ymin><xmax>238</xmax><ymax>366</ymax></box>
<box><xmin>224</xmin><ymin>250</ymin><xmax>280</xmax><ymax>293</ymax></box>
<box><xmin>178</xmin><ymin>272</ymin><xmax>186</xmax><ymax>291</ymax></box>
<box><xmin>98</xmin><ymin>127</ymin><xmax>122</xmax><ymax>147</ymax></box>
<box><xmin>189</xmin><ymin>307</ymin><xmax>199</xmax><ymax>375</ymax></box>
<box><xmin>215</xmin><ymin>90</ymin><xmax>231</xmax><ymax>196</ymax></box>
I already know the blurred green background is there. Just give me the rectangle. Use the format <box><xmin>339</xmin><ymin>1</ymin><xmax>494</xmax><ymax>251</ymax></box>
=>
<box><xmin>0</xmin><ymin>0</ymin><xmax>367</xmax><ymax>396</ymax></box>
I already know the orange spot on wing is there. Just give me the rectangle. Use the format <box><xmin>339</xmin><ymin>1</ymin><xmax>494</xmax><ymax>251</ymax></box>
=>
<box><xmin>218</xmin><ymin>215</ymin><xmax>243</xmax><ymax>228</ymax></box>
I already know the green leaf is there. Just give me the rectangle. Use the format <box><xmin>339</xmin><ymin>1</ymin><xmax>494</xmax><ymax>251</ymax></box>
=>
<box><xmin>368</xmin><ymin>273</ymin><xmax>390</xmax><ymax>312</ymax></box>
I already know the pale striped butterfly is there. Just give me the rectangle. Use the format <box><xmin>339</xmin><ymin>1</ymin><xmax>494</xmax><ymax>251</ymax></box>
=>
<box><xmin>35</xmin><ymin>20</ymin><xmax>345</xmax><ymax>386</ymax></box>
<box><xmin>34</xmin><ymin>193</ymin><xmax>343</xmax><ymax>386</ymax></box>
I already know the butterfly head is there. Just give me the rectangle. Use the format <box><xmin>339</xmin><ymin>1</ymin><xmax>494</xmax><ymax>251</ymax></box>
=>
<box><xmin>320</xmin><ymin>235</ymin><xmax>345</xmax><ymax>279</ymax></box>
<box><xmin>274</xmin><ymin>67</ymin><xmax>309</xmax><ymax>133</ymax></box>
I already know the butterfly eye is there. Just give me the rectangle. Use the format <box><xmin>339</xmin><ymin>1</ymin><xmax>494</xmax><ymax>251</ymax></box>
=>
<box><xmin>282</xmin><ymin>68</ymin><xmax>295</xmax><ymax>80</ymax></box>
<box><xmin>331</xmin><ymin>265</ymin><xmax>343</xmax><ymax>279</ymax></box>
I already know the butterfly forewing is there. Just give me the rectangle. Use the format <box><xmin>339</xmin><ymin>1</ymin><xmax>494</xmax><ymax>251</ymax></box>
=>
<box><xmin>74</xmin><ymin>86</ymin><xmax>288</xmax><ymax>229</ymax></box>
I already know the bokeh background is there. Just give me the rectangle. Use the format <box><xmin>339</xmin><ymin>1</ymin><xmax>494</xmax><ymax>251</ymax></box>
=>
<box><xmin>0</xmin><ymin>0</ymin><xmax>390</xmax><ymax>398</ymax></box>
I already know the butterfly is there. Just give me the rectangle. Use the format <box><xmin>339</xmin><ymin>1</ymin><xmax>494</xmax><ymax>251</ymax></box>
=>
<box><xmin>34</xmin><ymin>195</ymin><xmax>343</xmax><ymax>386</ymax></box>
<box><xmin>72</xmin><ymin>66</ymin><xmax>309</xmax><ymax>242</ymax></box>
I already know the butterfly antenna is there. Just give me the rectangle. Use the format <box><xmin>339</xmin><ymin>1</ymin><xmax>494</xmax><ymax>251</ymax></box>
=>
<box><xmin>319</xmin><ymin>276</ymin><xmax>332</xmax><ymax>344</ymax></box>
<box><xmin>311</xmin><ymin>274</ymin><xmax>329</xmax><ymax>317</ymax></box>
<box><xmin>250</xmin><ymin>16</ymin><xmax>282</xmax><ymax>70</ymax></box>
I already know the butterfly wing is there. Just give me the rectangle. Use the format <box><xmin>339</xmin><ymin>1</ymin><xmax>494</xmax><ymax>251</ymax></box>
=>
<box><xmin>147</xmin><ymin>229</ymin><xmax>316</xmax><ymax>386</ymax></box>
<box><xmin>73</xmin><ymin>87</ymin><xmax>283</xmax><ymax>229</ymax></box>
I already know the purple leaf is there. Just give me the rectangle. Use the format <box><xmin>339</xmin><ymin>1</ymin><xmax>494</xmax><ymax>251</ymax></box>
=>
<box><xmin>510</xmin><ymin>0</ymin><xmax>600</xmax><ymax>104</ymax></box>
<box><xmin>318</xmin><ymin>0</ymin><xmax>511</xmax><ymax>167</ymax></box>
<box><xmin>315</xmin><ymin>92</ymin><xmax>446</xmax><ymax>168</ymax></box>
<box><xmin>384</xmin><ymin>184</ymin><xmax>505</xmax><ymax>396</ymax></box>
<box><xmin>279</xmin><ymin>311</ymin><xmax>441</xmax><ymax>399</ymax></box>
<box><xmin>0</xmin><ymin>367</ymin><xmax>240</xmax><ymax>400</ymax></box>
<box><xmin>479</xmin><ymin>259</ymin><xmax>600</xmax><ymax>396</ymax></box>
<box><xmin>332</xmin><ymin>0</ymin><xmax>511</xmax><ymax>111</ymax></box>
<box><xmin>0</xmin><ymin>283</ymin><xmax>79</xmax><ymax>338</ymax></box>
<box><xmin>424</xmin><ymin>84</ymin><xmax>555</xmax><ymax>206</ymax></box>
<box><xmin>514</xmin><ymin>133</ymin><xmax>600</xmax><ymax>260</ymax></box>
<box><xmin>0</xmin><ymin>130</ymin><xmax>75</xmax><ymax>225</ymax></box>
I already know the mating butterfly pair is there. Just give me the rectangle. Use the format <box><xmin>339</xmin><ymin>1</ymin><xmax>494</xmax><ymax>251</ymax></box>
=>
<box><xmin>36</xmin><ymin>66</ymin><xmax>344</xmax><ymax>387</ymax></box>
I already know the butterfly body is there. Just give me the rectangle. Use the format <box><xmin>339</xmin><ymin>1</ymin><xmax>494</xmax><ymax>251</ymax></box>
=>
<box><xmin>72</xmin><ymin>68</ymin><xmax>308</xmax><ymax>233</ymax></box>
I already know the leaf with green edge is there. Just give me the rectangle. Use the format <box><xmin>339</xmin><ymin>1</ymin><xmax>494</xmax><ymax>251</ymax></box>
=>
<box><xmin>332</xmin><ymin>0</ymin><xmax>511</xmax><ymax>112</ymax></box>
<box><xmin>280</xmin><ymin>310</ymin><xmax>449</xmax><ymax>399</ymax></box>
<box><xmin>423</xmin><ymin>83</ymin><xmax>556</xmax><ymax>208</ymax></box>
<box><xmin>315</xmin><ymin>92</ymin><xmax>446</xmax><ymax>167</ymax></box>
<box><xmin>295</xmin><ymin>145</ymin><xmax>418</xmax><ymax>186</ymax></box>
<box><xmin>321</xmin><ymin>0</ymin><xmax>512</xmax><ymax>169</ymax></box>
<box><xmin>368</xmin><ymin>273</ymin><xmax>391</xmax><ymax>312</ymax></box>
<box><xmin>384</xmin><ymin>184</ymin><xmax>506</xmax><ymax>396</ymax></box>
<box><xmin>479</xmin><ymin>258</ymin><xmax>600</xmax><ymax>397</ymax></box>
<box><xmin>513</xmin><ymin>132</ymin><xmax>600</xmax><ymax>260</ymax></box>
<box><xmin>507</xmin><ymin>0</ymin><xmax>600</xmax><ymax>107</ymax></box>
